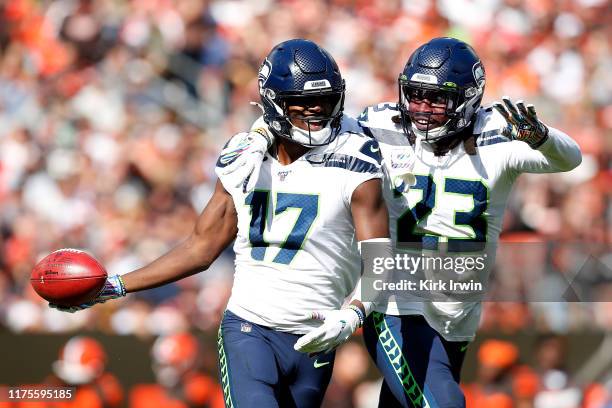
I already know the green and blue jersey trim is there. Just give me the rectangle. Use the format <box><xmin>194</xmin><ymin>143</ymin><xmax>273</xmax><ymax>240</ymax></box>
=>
<box><xmin>306</xmin><ymin>152</ymin><xmax>380</xmax><ymax>174</ymax></box>
<box><xmin>476</xmin><ymin>130</ymin><xmax>511</xmax><ymax>146</ymax></box>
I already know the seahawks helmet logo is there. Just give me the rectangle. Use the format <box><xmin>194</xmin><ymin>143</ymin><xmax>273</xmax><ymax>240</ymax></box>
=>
<box><xmin>472</xmin><ymin>62</ymin><xmax>485</xmax><ymax>88</ymax></box>
<box><xmin>258</xmin><ymin>58</ymin><xmax>272</xmax><ymax>96</ymax></box>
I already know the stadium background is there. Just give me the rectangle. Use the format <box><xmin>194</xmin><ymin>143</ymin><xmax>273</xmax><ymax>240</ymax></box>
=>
<box><xmin>0</xmin><ymin>0</ymin><xmax>610</xmax><ymax>407</ymax></box>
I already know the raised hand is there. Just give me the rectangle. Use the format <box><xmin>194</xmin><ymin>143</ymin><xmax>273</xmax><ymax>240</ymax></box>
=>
<box><xmin>493</xmin><ymin>96</ymin><xmax>549</xmax><ymax>149</ymax></box>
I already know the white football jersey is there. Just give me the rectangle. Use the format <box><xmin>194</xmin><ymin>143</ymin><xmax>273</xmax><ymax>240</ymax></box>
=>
<box><xmin>220</xmin><ymin>121</ymin><xmax>383</xmax><ymax>334</ymax></box>
<box><xmin>358</xmin><ymin>102</ymin><xmax>581</xmax><ymax>341</ymax></box>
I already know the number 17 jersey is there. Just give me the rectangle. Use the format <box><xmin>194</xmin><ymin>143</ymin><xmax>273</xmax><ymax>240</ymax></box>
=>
<box><xmin>219</xmin><ymin>128</ymin><xmax>383</xmax><ymax>334</ymax></box>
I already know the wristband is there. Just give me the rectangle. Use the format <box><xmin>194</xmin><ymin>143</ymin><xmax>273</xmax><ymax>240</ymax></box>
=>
<box><xmin>115</xmin><ymin>275</ymin><xmax>127</xmax><ymax>296</ymax></box>
<box><xmin>103</xmin><ymin>275</ymin><xmax>126</xmax><ymax>298</ymax></box>
<box><xmin>348</xmin><ymin>305</ymin><xmax>365</xmax><ymax>328</ymax></box>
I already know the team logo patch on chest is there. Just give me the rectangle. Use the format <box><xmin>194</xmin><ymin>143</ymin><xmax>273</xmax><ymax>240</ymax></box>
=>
<box><xmin>389</xmin><ymin>148</ymin><xmax>415</xmax><ymax>170</ymax></box>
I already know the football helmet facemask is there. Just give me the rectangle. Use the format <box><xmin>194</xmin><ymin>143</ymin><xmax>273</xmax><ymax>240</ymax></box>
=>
<box><xmin>398</xmin><ymin>37</ymin><xmax>485</xmax><ymax>146</ymax></box>
<box><xmin>258</xmin><ymin>39</ymin><xmax>345</xmax><ymax>147</ymax></box>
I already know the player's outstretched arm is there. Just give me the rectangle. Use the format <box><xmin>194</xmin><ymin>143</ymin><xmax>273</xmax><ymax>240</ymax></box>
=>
<box><xmin>122</xmin><ymin>179</ymin><xmax>238</xmax><ymax>292</ymax></box>
<box><xmin>295</xmin><ymin>178</ymin><xmax>391</xmax><ymax>354</ymax></box>
<box><xmin>51</xmin><ymin>180</ymin><xmax>238</xmax><ymax>312</ymax></box>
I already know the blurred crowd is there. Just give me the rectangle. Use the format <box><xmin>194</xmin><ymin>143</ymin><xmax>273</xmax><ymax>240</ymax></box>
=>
<box><xmin>0</xmin><ymin>0</ymin><xmax>610</xmax><ymax>407</ymax></box>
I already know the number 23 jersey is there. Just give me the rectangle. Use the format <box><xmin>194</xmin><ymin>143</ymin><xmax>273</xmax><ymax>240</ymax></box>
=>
<box><xmin>358</xmin><ymin>103</ymin><xmax>581</xmax><ymax>341</ymax></box>
<box><xmin>220</xmin><ymin>128</ymin><xmax>383</xmax><ymax>334</ymax></box>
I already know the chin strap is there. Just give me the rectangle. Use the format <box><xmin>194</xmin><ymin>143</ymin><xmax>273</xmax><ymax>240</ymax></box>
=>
<box><xmin>411</xmin><ymin>121</ymin><xmax>451</xmax><ymax>142</ymax></box>
<box><xmin>288</xmin><ymin>123</ymin><xmax>333</xmax><ymax>147</ymax></box>
<box><xmin>421</xmin><ymin>120</ymin><xmax>478</xmax><ymax>156</ymax></box>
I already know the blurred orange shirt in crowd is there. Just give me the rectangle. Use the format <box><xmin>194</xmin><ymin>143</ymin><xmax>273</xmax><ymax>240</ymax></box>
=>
<box><xmin>463</xmin><ymin>386</ymin><xmax>514</xmax><ymax>408</ymax></box>
<box><xmin>129</xmin><ymin>372</ymin><xmax>224</xmax><ymax>408</ymax></box>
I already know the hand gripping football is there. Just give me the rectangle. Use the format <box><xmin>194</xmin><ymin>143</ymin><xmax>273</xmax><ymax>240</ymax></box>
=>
<box><xmin>31</xmin><ymin>249</ymin><xmax>107</xmax><ymax>306</ymax></box>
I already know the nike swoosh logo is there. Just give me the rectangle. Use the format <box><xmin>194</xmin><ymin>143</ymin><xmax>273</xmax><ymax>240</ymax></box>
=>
<box><xmin>314</xmin><ymin>360</ymin><xmax>330</xmax><ymax>368</ymax></box>
<box><xmin>460</xmin><ymin>344</ymin><xmax>469</xmax><ymax>352</ymax></box>
<box><xmin>370</xmin><ymin>145</ymin><xmax>380</xmax><ymax>153</ymax></box>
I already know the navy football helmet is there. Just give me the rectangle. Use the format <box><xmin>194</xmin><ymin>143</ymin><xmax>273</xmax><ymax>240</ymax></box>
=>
<box><xmin>258</xmin><ymin>39</ymin><xmax>345</xmax><ymax>147</ymax></box>
<box><xmin>398</xmin><ymin>37</ymin><xmax>485</xmax><ymax>145</ymax></box>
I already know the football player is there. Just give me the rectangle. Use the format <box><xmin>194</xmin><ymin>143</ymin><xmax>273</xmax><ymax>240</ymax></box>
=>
<box><xmin>50</xmin><ymin>39</ymin><xmax>391</xmax><ymax>408</ymax></box>
<box><xmin>220</xmin><ymin>37</ymin><xmax>582</xmax><ymax>407</ymax></box>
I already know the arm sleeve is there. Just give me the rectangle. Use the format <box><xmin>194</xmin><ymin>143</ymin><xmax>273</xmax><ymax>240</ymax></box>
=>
<box><xmin>505</xmin><ymin>126</ymin><xmax>582</xmax><ymax>174</ymax></box>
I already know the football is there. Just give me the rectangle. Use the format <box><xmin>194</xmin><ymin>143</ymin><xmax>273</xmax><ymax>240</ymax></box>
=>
<box><xmin>30</xmin><ymin>249</ymin><xmax>107</xmax><ymax>306</ymax></box>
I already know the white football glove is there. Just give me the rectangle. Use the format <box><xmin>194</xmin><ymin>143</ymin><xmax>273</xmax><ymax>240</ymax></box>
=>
<box><xmin>493</xmin><ymin>96</ymin><xmax>549</xmax><ymax>149</ymax></box>
<box><xmin>294</xmin><ymin>308</ymin><xmax>362</xmax><ymax>354</ymax></box>
<box><xmin>49</xmin><ymin>275</ymin><xmax>126</xmax><ymax>313</ymax></box>
<box><xmin>215</xmin><ymin>129</ymin><xmax>271</xmax><ymax>193</ymax></box>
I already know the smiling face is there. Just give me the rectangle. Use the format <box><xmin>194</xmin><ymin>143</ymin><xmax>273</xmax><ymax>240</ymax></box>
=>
<box><xmin>284</xmin><ymin>95</ymin><xmax>336</xmax><ymax>132</ymax></box>
<box><xmin>406</xmin><ymin>88</ymin><xmax>450</xmax><ymax>131</ymax></box>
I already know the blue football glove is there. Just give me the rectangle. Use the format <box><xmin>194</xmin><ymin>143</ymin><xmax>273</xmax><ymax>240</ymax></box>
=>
<box><xmin>49</xmin><ymin>275</ymin><xmax>126</xmax><ymax>313</ymax></box>
<box><xmin>494</xmin><ymin>96</ymin><xmax>549</xmax><ymax>149</ymax></box>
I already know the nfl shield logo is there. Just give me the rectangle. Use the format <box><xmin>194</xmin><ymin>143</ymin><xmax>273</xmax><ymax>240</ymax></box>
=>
<box><xmin>278</xmin><ymin>170</ymin><xmax>290</xmax><ymax>181</ymax></box>
<box><xmin>241</xmin><ymin>322</ymin><xmax>252</xmax><ymax>333</ymax></box>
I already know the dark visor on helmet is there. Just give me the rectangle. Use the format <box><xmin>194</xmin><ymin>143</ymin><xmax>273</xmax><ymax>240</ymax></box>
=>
<box><xmin>401</xmin><ymin>83</ymin><xmax>460</xmax><ymax>116</ymax></box>
<box><xmin>282</xmin><ymin>92</ymin><xmax>343</xmax><ymax>121</ymax></box>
